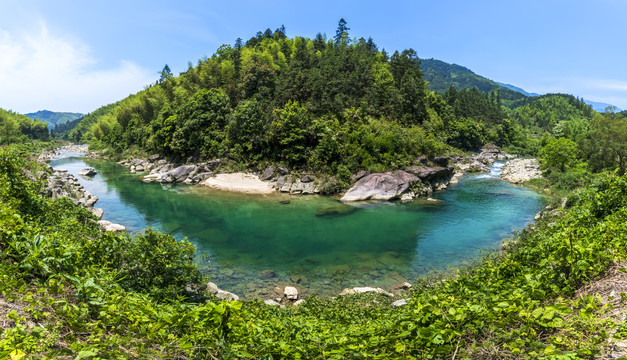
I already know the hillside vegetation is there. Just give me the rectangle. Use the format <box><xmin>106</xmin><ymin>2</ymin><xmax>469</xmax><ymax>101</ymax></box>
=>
<box><xmin>25</xmin><ymin>110</ymin><xmax>83</xmax><ymax>129</ymax></box>
<box><xmin>70</xmin><ymin>22</ymin><xmax>530</xmax><ymax>182</ymax></box>
<box><xmin>0</xmin><ymin>108</ymin><xmax>49</xmax><ymax>144</ymax></box>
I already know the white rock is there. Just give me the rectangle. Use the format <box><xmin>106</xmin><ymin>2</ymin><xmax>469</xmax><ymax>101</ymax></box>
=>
<box><xmin>293</xmin><ymin>299</ymin><xmax>306</xmax><ymax>307</ymax></box>
<box><xmin>284</xmin><ymin>286</ymin><xmax>299</xmax><ymax>300</ymax></box>
<box><xmin>216</xmin><ymin>290</ymin><xmax>239</xmax><ymax>302</ymax></box>
<box><xmin>338</xmin><ymin>287</ymin><xmax>394</xmax><ymax>297</ymax></box>
<box><xmin>89</xmin><ymin>207</ymin><xmax>104</xmax><ymax>219</ymax></box>
<box><xmin>264</xmin><ymin>299</ymin><xmax>281</xmax><ymax>306</ymax></box>
<box><xmin>207</xmin><ymin>282</ymin><xmax>219</xmax><ymax>294</ymax></box>
<box><xmin>392</xmin><ymin>299</ymin><xmax>409</xmax><ymax>307</ymax></box>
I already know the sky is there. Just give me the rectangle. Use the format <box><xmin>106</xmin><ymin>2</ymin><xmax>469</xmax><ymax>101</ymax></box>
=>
<box><xmin>1</xmin><ymin>0</ymin><xmax>626</xmax><ymax>114</ymax></box>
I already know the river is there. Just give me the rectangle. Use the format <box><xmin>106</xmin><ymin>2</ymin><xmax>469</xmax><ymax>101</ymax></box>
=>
<box><xmin>50</xmin><ymin>152</ymin><xmax>545</xmax><ymax>299</ymax></box>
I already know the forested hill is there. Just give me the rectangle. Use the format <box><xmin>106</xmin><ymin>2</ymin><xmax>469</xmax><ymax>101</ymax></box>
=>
<box><xmin>0</xmin><ymin>108</ymin><xmax>49</xmax><ymax>143</ymax></box>
<box><xmin>420</xmin><ymin>58</ymin><xmax>528</xmax><ymax>107</ymax></box>
<box><xmin>25</xmin><ymin>110</ymin><xmax>84</xmax><ymax>129</ymax></box>
<box><xmin>70</xmin><ymin>22</ymin><xmax>604</xmax><ymax>181</ymax></box>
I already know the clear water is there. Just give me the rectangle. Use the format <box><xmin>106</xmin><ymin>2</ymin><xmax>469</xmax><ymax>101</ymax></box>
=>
<box><xmin>50</xmin><ymin>152</ymin><xmax>545</xmax><ymax>299</ymax></box>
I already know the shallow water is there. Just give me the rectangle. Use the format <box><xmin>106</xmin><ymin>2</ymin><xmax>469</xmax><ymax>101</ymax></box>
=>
<box><xmin>50</xmin><ymin>153</ymin><xmax>545</xmax><ymax>298</ymax></box>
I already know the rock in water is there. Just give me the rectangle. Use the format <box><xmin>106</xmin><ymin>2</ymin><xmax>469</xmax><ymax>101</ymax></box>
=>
<box><xmin>78</xmin><ymin>167</ymin><xmax>97</xmax><ymax>176</ymax></box>
<box><xmin>341</xmin><ymin>170</ymin><xmax>419</xmax><ymax>201</ymax></box>
<box><xmin>501</xmin><ymin>159</ymin><xmax>542</xmax><ymax>184</ymax></box>
<box><xmin>315</xmin><ymin>204</ymin><xmax>357</xmax><ymax>217</ymax></box>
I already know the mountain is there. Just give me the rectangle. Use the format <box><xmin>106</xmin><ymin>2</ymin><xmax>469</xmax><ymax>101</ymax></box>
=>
<box><xmin>582</xmin><ymin>100</ymin><xmax>622</xmax><ymax>113</ymax></box>
<box><xmin>420</xmin><ymin>59</ymin><xmax>528</xmax><ymax>107</ymax></box>
<box><xmin>25</xmin><ymin>110</ymin><xmax>84</xmax><ymax>129</ymax></box>
<box><xmin>496</xmin><ymin>82</ymin><xmax>540</xmax><ymax>97</ymax></box>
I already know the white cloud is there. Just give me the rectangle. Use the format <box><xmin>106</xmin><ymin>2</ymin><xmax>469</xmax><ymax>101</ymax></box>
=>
<box><xmin>0</xmin><ymin>23</ymin><xmax>155</xmax><ymax>114</ymax></box>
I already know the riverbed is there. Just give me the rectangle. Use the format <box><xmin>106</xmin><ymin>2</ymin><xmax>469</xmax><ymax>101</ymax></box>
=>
<box><xmin>50</xmin><ymin>152</ymin><xmax>545</xmax><ymax>299</ymax></box>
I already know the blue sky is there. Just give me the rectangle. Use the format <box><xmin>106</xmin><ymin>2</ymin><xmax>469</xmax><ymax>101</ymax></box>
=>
<box><xmin>1</xmin><ymin>0</ymin><xmax>626</xmax><ymax>113</ymax></box>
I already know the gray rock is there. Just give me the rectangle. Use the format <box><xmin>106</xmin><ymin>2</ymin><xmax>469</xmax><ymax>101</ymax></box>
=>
<box><xmin>300</xmin><ymin>174</ymin><xmax>315</xmax><ymax>183</ymax></box>
<box><xmin>207</xmin><ymin>282</ymin><xmax>240</xmax><ymax>302</ymax></box>
<box><xmin>277</xmin><ymin>166</ymin><xmax>289</xmax><ymax>175</ymax></box>
<box><xmin>135</xmin><ymin>165</ymin><xmax>145</xmax><ymax>172</ymax></box>
<box><xmin>205</xmin><ymin>159</ymin><xmax>221</xmax><ymax>170</ymax></box>
<box><xmin>168</xmin><ymin>165</ymin><xmax>197</xmax><ymax>182</ymax></box>
<box><xmin>264</xmin><ymin>299</ymin><xmax>282</xmax><ymax>306</ymax></box>
<box><xmin>405</xmin><ymin>165</ymin><xmax>454</xmax><ymax>182</ymax></box>
<box><xmin>351</xmin><ymin>170</ymin><xmax>371</xmax><ymax>181</ymax></box>
<box><xmin>293</xmin><ymin>299</ymin><xmax>306</xmax><ymax>307</ymax></box>
<box><xmin>260</xmin><ymin>165</ymin><xmax>276</xmax><ymax>181</ymax></box>
<box><xmin>78</xmin><ymin>167</ymin><xmax>97</xmax><ymax>176</ymax></box>
<box><xmin>148</xmin><ymin>154</ymin><xmax>161</xmax><ymax>162</ymax></box>
<box><xmin>341</xmin><ymin>170</ymin><xmax>419</xmax><ymax>202</ymax></box>
<box><xmin>431</xmin><ymin>156</ymin><xmax>450</xmax><ymax>167</ymax></box>
<box><xmin>97</xmin><ymin>220</ymin><xmax>126</xmax><ymax>233</ymax></box>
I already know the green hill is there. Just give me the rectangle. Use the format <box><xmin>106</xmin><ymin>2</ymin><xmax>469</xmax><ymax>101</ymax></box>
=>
<box><xmin>420</xmin><ymin>58</ymin><xmax>528</xmax><ymax>107</ymax></box>
<box><xmin>0</xmin><ymin>108</ymin><xmax>49</xmax><ymax>143</ymax></box>
<box><xmin>25</xmin><ymin>110</ymin><xmax>84</xmax><ymax>129</ymax></box>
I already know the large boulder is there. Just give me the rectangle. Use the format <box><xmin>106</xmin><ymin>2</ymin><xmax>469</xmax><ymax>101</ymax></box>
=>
<box><xmin>260</xmin><ymin>165</ymin><xmax>276</xmax><ymax>181</ymax></box>
<box><xmin>341</xmin><ymin>170</ymin><xmax>419</xmax><ymax>202</ymax></box>
<box><xmin>501</xmin><ymin>158</ymin><xmax>542</xmax><ymax>184</ymax></box>
<box><xmin>338</xmin><ymin>287</ymin><xmax>394</xmax><ymax>297</ymax></box>
<box><xmin>168</xmin><ymin>165</ymin><xmax>197</xmax><ymax>182</ymax></box>
<box><xmin>405</xmin><ymin>165</ymin><xmax>454</xmax><ymax>182</ymax></box>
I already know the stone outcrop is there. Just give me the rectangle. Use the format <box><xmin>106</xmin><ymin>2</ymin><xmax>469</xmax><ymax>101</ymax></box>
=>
<box><xmin>341</xmin><ymin>170</ymin><xmax>419</xmax><ymax>201</ymax></box>
<box><xmin>501</xmin><ymin>158</ymin><xmax>542</xmax><ymax>184</ymax></box>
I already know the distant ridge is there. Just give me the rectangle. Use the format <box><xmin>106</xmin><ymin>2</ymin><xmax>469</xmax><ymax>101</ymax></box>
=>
<box><xmin>25</xmin><ymin>110</ymin><xmax>84</xmax><ymax>129</ymax></box>
<box><xmin>582</xmin><ymin>100</ymin><xmax>622</xmax><ymax>113</ymax></box>
<box><xmin>496</xmin><ymin>82</ymin><xmax>541</xmax><ymax>97</ymax></box>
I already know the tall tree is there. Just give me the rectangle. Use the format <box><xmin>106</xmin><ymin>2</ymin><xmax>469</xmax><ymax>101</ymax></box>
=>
<box><xmin>334</xmin><ymin>18</ymin><xmax>350</xmax><ymax>45</ymax></box>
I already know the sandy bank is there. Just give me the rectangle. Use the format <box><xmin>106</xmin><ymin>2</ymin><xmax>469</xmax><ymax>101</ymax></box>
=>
<box><xmin>200</xmin><ymin>173</ymin><xmax>276</xmax><ymax>194</ymax></box>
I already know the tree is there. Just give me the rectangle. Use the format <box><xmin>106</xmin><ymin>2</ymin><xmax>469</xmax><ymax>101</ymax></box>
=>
<box><xmin>540</xmin><ymin>137</ymin><xmax>578</xmax><ymax>172</ymax></box>
<box><xmin>585</xmin><ymin>110</ymin><xmax>627</xmax><ymax>173</ymax></box>
<box><xmin>159</xmin><ymin>64</ymin><xmax>173</xmax><ymax>84</ymax></box>
<box><xmin>334</xmin><ymin>18</ymin><xmax>350</xmax><ymax>45</ymax></box>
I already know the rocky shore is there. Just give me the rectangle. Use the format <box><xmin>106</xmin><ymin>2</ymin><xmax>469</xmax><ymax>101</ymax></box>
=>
<box><xmin>113</xmin><ymin>147</ymin><xmax>517</xmax><ymax>202</ymax></box>
<box><xmin>500</xmin><ymin>158</ymin><xmax>542</xmax><ymax>184</ymax></box>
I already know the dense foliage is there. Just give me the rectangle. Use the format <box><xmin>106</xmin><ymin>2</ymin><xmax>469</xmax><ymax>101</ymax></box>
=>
<box><xmin>72</xmin><ymin>22</ymin><xmax>542</xmax><ymax>178</ymax></box>
<box><xmin>2</xmin><ymin>145</ymin><xmax>627</xmax><ymax>358</ymax></box>
<box><xmin>0</xmin><ymin>108</ymin><xmax>49</xmax><ymax>144</ymax></box>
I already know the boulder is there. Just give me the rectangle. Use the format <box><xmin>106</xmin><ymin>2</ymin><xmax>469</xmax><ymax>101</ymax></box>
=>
<box><xmin>431</xmin><ymin>156</ymin><xmax>450</xmax><ymax>167</ymax></box>
<box><xmin>341</xmin><ymin>170</ymin><xmax>419</xmax><ymax>202</ymax></box>
<box><xmin>135</xmin><ymin>165</ymin><xmax>145</xmax><ymax>172</ymax></box>
<box><xmin>89</xmin><ymin>207</ymin><xmax>104</xmax><ymax>219</ymax></box>
<box><xmin>293</xmin><ymin>299</ymin><xmax>306</xmax><ymax>307</ymax></box>
<box><xmin>78</xmin><ymin>167</ymin><xmax>97</xmax><ymax>176</ymax></box>
<box><xmin>97</xmin><ymin>220</ymin><xmax>126</xmax><ymax>233</ymax></box>
<box><xmin>168</xmin><ymin>165</ymin><xmax>197</xmax><ymax>182</ymax></box>
<box><xmin>284</xmin><ymin>286</ymin><xmax>299</xmax><ymax>300</ymax></box>
<box><xmin>277</xmin><ymin>166</ymin><xmax>289</xmax><ymax>175</ymax></box>
<box><xmin>405</xmin><ymin>165</ymin><xmax>454</xmax><ymax>182</ymax></box>
<box><xmin>300</xmin><ymin>174</ymin><xmax>315</xmax><ymax>183</ymax></box>
<box><xmin>264</xmin><ymin>299</ymin><xmax>282</xmax><ymax>306</ymax></box>
<box><xmin>260</xmin><ymin>165</ymin><xmax>276</xmax><ymax>181</ymax></box>
<box><xmin>207</xmin><ymin>282</ymin><xmax>240</xmax><ymax>302</ymax></box>
<box><xmin>205</xmin><ymin>159</ymin><xmax>222</xmax><ymax>170</ymax></box>
<box><xmin>148</xmin><ymin>154</ymin><xmax>161</xmax><ymax>162</ymax></box>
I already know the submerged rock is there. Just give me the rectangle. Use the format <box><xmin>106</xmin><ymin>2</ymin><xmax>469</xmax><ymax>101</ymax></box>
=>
<box><xmin>315</xmin><ymin>204</ymin><xmax>357</xmax><ymax>217</ymax></box>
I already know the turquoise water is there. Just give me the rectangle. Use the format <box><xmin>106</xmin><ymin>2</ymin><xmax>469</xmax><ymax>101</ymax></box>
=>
<box><xmin>50</xmin><ymin>154</ymin><xmax>544</xmax><ymax>299</ymax></box>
